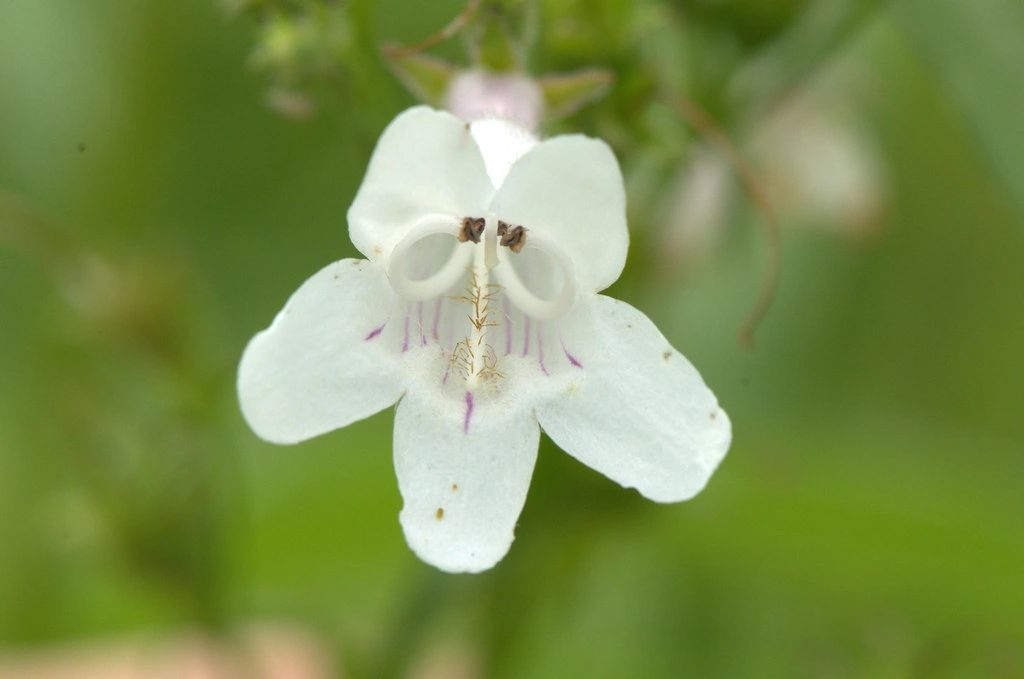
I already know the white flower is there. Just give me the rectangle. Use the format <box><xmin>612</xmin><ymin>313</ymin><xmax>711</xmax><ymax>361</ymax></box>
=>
<box><xmin>238</xmin><ymin>107</ymin><xmax>731</xmax><ymax>573</ymax></box>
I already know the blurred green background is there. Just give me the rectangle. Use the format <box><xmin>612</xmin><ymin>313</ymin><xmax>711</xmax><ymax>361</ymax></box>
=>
<box><xmin>1</xmin><ymin>0</ymin><xmax>1022</xmax><ymax>677</ymax></box>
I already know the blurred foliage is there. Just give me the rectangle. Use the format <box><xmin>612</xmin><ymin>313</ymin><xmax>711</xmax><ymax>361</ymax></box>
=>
<box><xmin>1</xmin><ymin>0</ymin><xmax>1023</xmax><ymax>678</ymax></box>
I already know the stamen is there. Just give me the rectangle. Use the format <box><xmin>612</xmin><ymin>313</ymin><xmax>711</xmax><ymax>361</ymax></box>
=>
<box><xmin>494</xmin><ymin>230</ymin><xmax>577</xmax><ymax>321</ymax></box>
<box><xmin>458</xmin><ymin>216</ymin><xmax>486</xmax><ymax>244</ymax></box>
<box><xmin>497</xmin><ymin>220</ymin><xmax>528</xmax><ymax>253</ymax></box>
<box><xmin>454</xmin><ymin>264</ymin><xmax>503</xmax><ymax>387</ymax></box>
<box><xmin>503</xmin><ymin>296</ymin><xmax>512</xmax><ymax>355</ymax></box>
<box><xmin>388</xmin><ymin>214</ymin><xmax>472</xmax><ymax>301</ymax></box>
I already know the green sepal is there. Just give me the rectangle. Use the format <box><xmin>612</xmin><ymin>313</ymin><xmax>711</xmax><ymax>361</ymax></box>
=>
<box><xmin>539</xmin><ymin>68</ymin><xmax>614</xmax><ymax>120</ymax></box>
<box><xmin>382</xmin><ymin>51</ymin><xmax>460</xmax><ymax>106</ymax></box>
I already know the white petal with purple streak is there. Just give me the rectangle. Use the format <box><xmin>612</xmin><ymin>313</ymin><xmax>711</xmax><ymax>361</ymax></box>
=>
<box><xmin>535</xmin><ymin>296</ymin><xmax>731</xmax><ymax>502</ymax></box>
<box><xmin>394</xmin><ymin>385</ymin><xmax>539</xmax><ymax>573</ymax></box>
<box><xmin>238</xmin><ymin>259</ymin><xmax>405</xmax><ymax>444</ymax></box>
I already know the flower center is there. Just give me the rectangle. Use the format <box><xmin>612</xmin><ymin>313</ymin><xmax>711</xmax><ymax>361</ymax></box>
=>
<box><xmin>386</xmin><ymin>214</ymin><xmax>579</xmax><ymax>388</ymax></box>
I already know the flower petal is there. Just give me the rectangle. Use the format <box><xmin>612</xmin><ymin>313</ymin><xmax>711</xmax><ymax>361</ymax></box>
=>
<box><xmin>238</xmin><ymin>259</ymin><xmax>405</xmax><ymax>444</ymax></box>
<box><xmin>393</xmin><ymin>388</ymin><xmax>539</xmax><ymax>573</ymax></box>
<box><xmin>490</xmin><ymin>134</ymin><xmax>628</xmax><ymax>292</ymax></box>
<box><xmin>536</xmin><ymin>296</ymin><xmax>731</xmax><ymax>502</ymax></box>
<box><xmin>348</xmin><ymin>106</ymin><xmax>494</xmax><ymax>262</ymax></box>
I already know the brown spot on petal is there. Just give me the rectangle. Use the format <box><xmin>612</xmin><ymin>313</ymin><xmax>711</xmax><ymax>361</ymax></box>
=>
<box><xmin>451</xmin><ymin>483</ymin><xmax>459</xmax><ymax>492</ymax></box>
<box><xmin>435</xmin><ymin>507</ymin><xmax>445</xmax><ymax>520</ymax></box>
<box><xmin>663</xmin><ymin>350</ymin><xmax>672</xmax><ymax>362</ymax></box>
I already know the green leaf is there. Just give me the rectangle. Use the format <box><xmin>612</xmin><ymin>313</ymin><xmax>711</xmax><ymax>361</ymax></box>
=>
<box><xmin>895</xmin><ymin>0</ymin><xmax>1024</xmax><ymax>223</ymax></box>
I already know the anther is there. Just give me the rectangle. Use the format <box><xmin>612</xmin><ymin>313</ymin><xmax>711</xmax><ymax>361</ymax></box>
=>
<box><xmin>497</xmin><ymin>220</ymin><xmax>528</xmax><ymax>253</ymax></box>
<box><xmin>459</xmin><ymin>216</ymin><xmax>486</xmax><ymax>244</ymax></box>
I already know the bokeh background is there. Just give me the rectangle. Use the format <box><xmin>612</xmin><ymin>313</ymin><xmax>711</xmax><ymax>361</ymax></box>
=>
<box><xmin>1</xmin><ymin>0</ymin><xmax>1022</xmax><ymax>677</ymax></box>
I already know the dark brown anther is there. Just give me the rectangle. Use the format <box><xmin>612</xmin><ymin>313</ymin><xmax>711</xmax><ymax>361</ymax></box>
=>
<box><xmin>459</xmin><ymin>216</ymin><xmax>486</xmax><ymax>243</ymax></box>
<box><xmin>497</xmin><ymin>219</ymin><xmax>527</xmax><ymax>253</ymax></box>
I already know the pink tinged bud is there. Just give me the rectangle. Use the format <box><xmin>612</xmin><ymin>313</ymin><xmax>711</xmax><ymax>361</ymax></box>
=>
<box><xmin>445</xmin><ymin>69</ymin><xmax>544</xmax><ymax>130</ymax></box>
